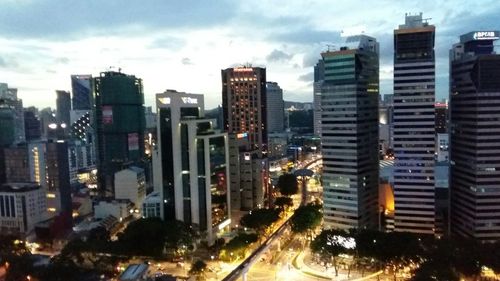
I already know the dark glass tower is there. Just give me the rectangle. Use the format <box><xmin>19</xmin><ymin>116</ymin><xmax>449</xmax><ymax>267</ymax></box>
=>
<box><xmin>320</xmin><ymin>35</ymin><xmax>380</xmax><ymax>230</ymax></box>
<box><xmin>94</xmin><ymin>71</ymin><xmax>145</xmax><ymax>195</ymax></box>
<box><xmin>450</xmin><ymin>31</ymin><xmax>500</xmax><ymax>241</ymax></box>
<box><xmin>56</xmin><ymin>90</ymin><xmax>71</xmax><ymax>126</ymax></box>
<box><xmin>71</xmin><ymin>75</ymin><xmax>92</xmax><ymax>110</ymax></box>
<box><xmin>393</xmin><ymin>13</ymin><xmax>436</xmax><ymax>234</ymax></box>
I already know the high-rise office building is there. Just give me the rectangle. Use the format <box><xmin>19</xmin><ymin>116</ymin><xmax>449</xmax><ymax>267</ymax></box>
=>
<box><xmin>0</xmin><ymin>84</ymin><xmax>25</xmax><ymax>144</ymax></box>
<box><xmin>93</xmin><ymin>71</ymin><xmax>146</xmax><ymax>195</ymax></box>
<box><xmin>450</xmin><ymin>31</ymin><xmax>500</xmax><ymax>241</ymax></box>
<box><xmin>265</xmin><ymin>82</ymin><xmax>284</xmax><ymax>133</ymax></box>
<box><xmin>71</xmin><ymin>75</ymin><xmax>92</xmax><ymax>110</ymax></box>
<box><xmin>320</xmin><ymin>35</ymin><xmax>380</xmax><ymax>230</ymax></box>
<box><xmin>45</xmin><ymin>140</ymin><xmax>72</xmax><ymax>228</ymax></box>
<box><xmin>154</xmin><ymin>90</ymin><xmax>230</xmax><ymax>244</ymax></box>
<box><xmin>24</xmin><ymin>110</ymin><xmax>41</xmax><ymax>141</ymax></box>
<box><xmin>56</xmin><ymin>90</ymin><xmax>71</xmax><ymax>127</ymax></box>
<box><xmin>221</xmin><ymin>66</ymin><xmax>268</xmax><ymax>211</ymax></box>
<box><xmin>0</xmin><ymin>107</ymin><xmax>16</xmax><ymax>146</ymax></box>
<box><xmin>393</xmin><ymin>13</ymin><xmax>436</xmax><ymax>234</ymax></box>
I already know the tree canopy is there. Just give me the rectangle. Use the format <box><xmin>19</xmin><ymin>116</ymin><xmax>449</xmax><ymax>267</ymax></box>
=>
<box><xmin>274</xmin><ymin>196</ymin><xmax>293</xmax><ymax>210</ymax></box>
<box><xmin>290</xmin><ymin>203</ymin><xmax>322</xmax><ymax>234</ymax></box>
<box><xmin>240</xmin><ymin>208</ymin><xmax>280</xmax><ymax>234</ymax></box>
<box><xmin>277</xmin><ymin>173</ymin><xmax>298</xmax><ymax>196</ymax></box>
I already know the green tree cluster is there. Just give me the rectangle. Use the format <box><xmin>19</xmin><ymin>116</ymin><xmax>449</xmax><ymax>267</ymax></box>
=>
<box><xmin>240</xmin><ymin>208</ymin><xmax>280</xmax><ymax>236</ymax></box>
<box><xmin>277</xmin><ymin>173</ymin><xmax>298</xmax><ymax>196</ymax></box>
<box><xmin>290</xmin><ymin>203</ymin><xmax>322</xmax><ymax>236</ymax></box>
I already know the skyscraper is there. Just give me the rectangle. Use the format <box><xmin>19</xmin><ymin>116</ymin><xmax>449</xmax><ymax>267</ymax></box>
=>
<box><xmin>24</xmin><ymin>109</ymin><xmax>41</xmax><ymax>141</ymax></box>
<box><xmin>93</xmin><ymin>71</ymin><xmax>146</xmax><ymax>195</ymax></box>
<box><xmin>393</xmin><ymin>13</ymin><xmax>436</xmax><ymax>234</ymax></box>
<box><xmin>71</xmin><ymin>75</ymin><xmax>92</xmax><ymax>110</ymax></box>
<box><xmin>154</xmin><ymin>90</ymin><xmax>230</xmax><ymax>243</ymax></box>
<box><xmin>320</xmin><ymin>35</ymin><xmax>380</xmax><ymax>230</ymax></box>
<box><xmin>265</xmin><ymin>82</ymin><xmax>284</xmax><ymax>133</ymax></box>
<box><xmin>56</xmin><ymin>90</ymin><xmax>71</xmax><ymax>126</ymax></box>
<box><xmin>221</xmin><ymin>66</ymin><xmax>268</xmax><ymax>211</ymax></box>
<box><xmin>450</xmin><ymin>31</ymin><xmax>500</xmax><ymax>241</ymax></box>
<box><xmin>0</xmin><ymin>84</ymin><xmax>25</xmax><ymax>144</ymax></box>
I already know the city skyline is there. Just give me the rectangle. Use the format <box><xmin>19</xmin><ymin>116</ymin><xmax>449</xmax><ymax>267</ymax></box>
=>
<box><xmin>1</xmin><ymin>1</ymin><xmax>499</xmax><ymax>110</ymax></box>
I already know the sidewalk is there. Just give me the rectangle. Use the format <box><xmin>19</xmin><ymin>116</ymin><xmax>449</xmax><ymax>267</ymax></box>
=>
<box><xmin>292</xmin><ymin>250</ymin><xmax>382</xmax><ymax>281</ymax></box>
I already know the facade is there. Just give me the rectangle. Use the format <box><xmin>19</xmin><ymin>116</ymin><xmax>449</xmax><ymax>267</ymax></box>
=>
<box><xmin>56</xmin><ymin>90</ymin><xmax>71</xmax><ymax>126</ymax></box>
<box><xmin>68</xmin><ymin>140</ymin><xmax>95</xmax><ymax>183</ymax></box>
<box><xmin>320</xmin><ymin>35</ymin><xmax>380</xmax><ymax>230</ymax></box>
<box><xmin>39</xmin><ymin>108</ymin><xmax>56</xmax><ymax>139</ymax></box>
<box><xmin>436</xmin><ymin>133</ymin><xmax>449</xmax><ymax>162</ymax></box>
<box><xmin>0</xmin><ymin>85</ymin><xmax>25</xmax><ymax>145</ymax></box>
<box><xmin>142</xmin><ymin>191</ymin><xmax>162</xmax><ymax>219</ymax></box>
<box><xmin>71</xmin><ymin>75</ymin><xmax>92</xmax><ymax>110</ymax></box>
<box><xmin>155</xmin><ymin>90</ymin><xmax>230</xmax><ymax>244</ymax></box>
<box><xmin>450</xmin><ymin>30</ymin><xmax>500</xmax><ymax>241</ymax></box>
<box><xmin>45</xmin><ymin>141</ymin><xmax>72</xmax><ymax>225</ymax></box>
<box><xmin>393</xmin><ymin>13</ymin><xmax>436</xmax><ymax>234</ymax></box>
<box><xmin>0</xmin><ymin>107</ymin><xmax>16</xmax><ymax>146</ymax></box>
<box><xmin>0</xmin><ymin>183</ymin><xmax>47</xmax><ymax>237</ymax></box>
<box><xmin>221</xmin><ymin>66</ymin><xmax>268</xmax><ymax>211</ymax></box>
<box><xmin>94</xmin><ymin>199</ymin><xmax>133</xmax><ymax>221</ymax></box>
<box><xmin>93</xmin><ymin>71</ymin><xmax>146</xmax><ymax>195</ymax></box>
<box><xmin>24</xmin><ymin>110</ymin><xmax>41</xmax><ymax>141</ymax></box>
<box><xmin>435</xmin><ymin>101</ymin><xmax>448</xmax><ymax>134</ymax></box>
<box><xmin>265</xmin><ymin>82</ymin><xmax>285</xmax><ymax>133</ymax></box>
<box><xmin>314</xmin><ymin>60</ymin><xmax>325</xmax><ymax>136</ymax></box>
<box><xmin>114</xmin><ymin>166</ymin><xmax>146</xmax><ymax>208</ymax></box>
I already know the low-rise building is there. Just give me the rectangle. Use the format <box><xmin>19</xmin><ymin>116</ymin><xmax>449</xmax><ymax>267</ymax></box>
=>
<box><xmin>0</xmin><ymin>183</ymin><xmax>47</xmax><ymax>237</ymax></box>
<box><xmin>114</xmin><ymin>166</ymin><xmax>146</xmax><ymax>209</ymax></box>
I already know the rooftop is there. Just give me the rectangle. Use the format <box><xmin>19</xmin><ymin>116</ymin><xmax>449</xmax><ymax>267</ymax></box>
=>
<box><xmin>119</xmin><ymin>263</ymin><xmax>149</xmax><ymax>281</ymax></box>
<box><xmin>0</xmin><ymin>182</ymin><xmax>41</xmax><ymax>193</ymax></box>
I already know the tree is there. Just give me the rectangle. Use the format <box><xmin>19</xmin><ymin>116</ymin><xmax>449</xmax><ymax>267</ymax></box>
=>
<box><xmin>277</xmin><ymin>173</ymin><xmax>298</xmax><ymax>196</ymax></box>
<box><xmin>290</xmin><ymin>203</ymin><xmax>322</xmax><ymax>238</ymax></box>
<box><xmin>310</xmin><ymin>229</ymin><xmax>355</xmax><ymax>277</ymax></box>
<box><xmin>355</xmin><ymin>230</ymin><xmax>426</xmax><ymax>280</ymax></box>
<box><xmin>189</xmin><ymin>259</ymin><xmax>207</xmax><ymax>280</ymax></box>
<box><xmin>116</xmin><ymin>217</ymin><xmax>169</xmax><ymax>257</ymax></box>
<box><xmin>274</xmin><ymin>196</ymin><xmax>293</xmax><ymax>211</ymax></box>
<box><xmin>220</xmin><ymin>233</ymin><xmax>258</xmax><ymax>261</ymax></box>
<box><xmin>240</xmin><ymin>208</ymin><xmax>280</xmax><ymax>236</ymax></box>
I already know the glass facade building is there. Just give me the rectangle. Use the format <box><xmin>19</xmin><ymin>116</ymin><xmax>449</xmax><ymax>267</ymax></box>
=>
<box><xmin>320</xmin><ymin>35</ymin><xmax>380</xmax><ymax>230</ymax></box>
<box><xmin>71</xmin><ymin>75</ymin><xmax>92</xmax><ymax>110</ymax></box>
<box><xmin>93</xmin><ymin>71</ymin><xmax>145</xmax><ymax>195</ymax></box>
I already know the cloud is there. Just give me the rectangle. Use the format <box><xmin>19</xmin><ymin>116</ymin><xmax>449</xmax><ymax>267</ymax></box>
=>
<box><xmin>0</xmin><ymin>57</ymin><xmax>6</xmax><ymax>67</ymax></box>
<box><xmin>181</xmin><ymin>57</ymin><xmax>193</xmax><ymax>65</ymax></box>
<box><xmin>271</xmin><ymin>28</ymin><xmax>342</xmax><ymax>44</ymax></box>
<box><xmin>148</xmin><ymin>36</ymin><xmax>186</xmax><ymax>50</ymax></box>
<box><xmin>298</xmin><ymin>72</ymin><xmax>314</xmax><ymax>82</ymax></box>
<box><xmin>266</xmin><ymin>49</ymin><xmax>293</xmax><ymax>62</ymax></box>
<box><xmin>55</xmin><ymin>57</ymin><xmax>69</xmax><ymax>64</ymax></box>
<box><xmin>0</xmin><ymin>0</ymin><xmax>237</xmax><ymax>39</ymax></box>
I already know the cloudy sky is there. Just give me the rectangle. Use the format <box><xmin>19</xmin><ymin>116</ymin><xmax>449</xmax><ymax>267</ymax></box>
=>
<box><xmin>1</xmin><ymin>0</ymin><xmax>499</xmax><ymax>109</ymax></box>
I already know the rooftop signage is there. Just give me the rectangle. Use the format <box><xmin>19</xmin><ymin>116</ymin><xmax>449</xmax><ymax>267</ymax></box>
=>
<box><xmin>181</xmin><ymin>97</ymin><xmax>198</xmax><ymax>104</ymax></box>
<box><xmin>473</xmin><ymin>31</ymin><xmax>499</xmax><ymax>40</ymax></box>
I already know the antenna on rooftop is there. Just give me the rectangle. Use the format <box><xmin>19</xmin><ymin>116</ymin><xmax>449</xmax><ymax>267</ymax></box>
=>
<box><xmin>326</xmin><ymin>44</ymin><xmax>335</xmax><ymax>52</ymax></box>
